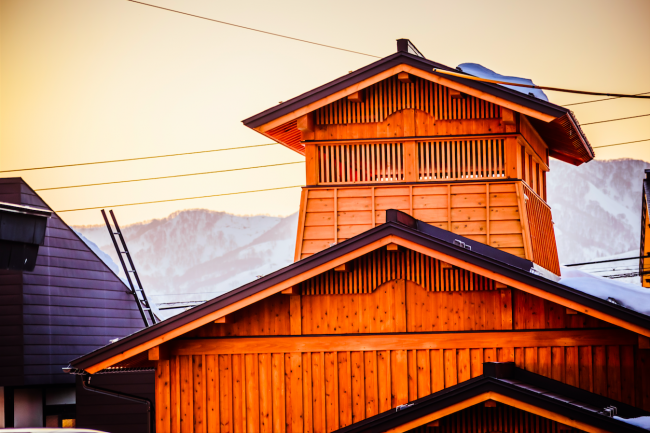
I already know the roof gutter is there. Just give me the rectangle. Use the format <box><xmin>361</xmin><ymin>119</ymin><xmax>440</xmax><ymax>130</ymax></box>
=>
<box><xmin>80</xmin><ymin>373</ymin><xmax>153</xmax><ymax>433</ymax></box>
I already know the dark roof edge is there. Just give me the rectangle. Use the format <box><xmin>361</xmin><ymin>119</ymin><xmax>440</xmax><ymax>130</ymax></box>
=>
<box><xmin>69</xmin><ymin>218</ymin><xmax>650</xmax><ymax>370</ymax></box>
<box><xmin>241</xmin><ymin>52</ymin><xmax>568</xmax><ymax>129</ymax></box>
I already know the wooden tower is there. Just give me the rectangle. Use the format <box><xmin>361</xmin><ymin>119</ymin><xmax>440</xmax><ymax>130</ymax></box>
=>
<box><xmin>62</xmin><ymin>41</ymin><xmax>650</xmax><ymax>433</ymax></box>
<box><xmin>245</xmin><ymin>39</ymin><xmax>593</xmax><ymax>277</ymax></box>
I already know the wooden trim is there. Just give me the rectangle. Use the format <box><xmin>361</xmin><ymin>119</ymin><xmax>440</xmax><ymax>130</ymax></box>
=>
<box><xmin>385</xmin><ymin>391</ymin><xmax>613</xmax><ymax>433</ymax></box>
<box><xmin>170</xmin><ymin>329</ymin><xmax>633</xmax><ymax>355</ymax></box>
<box><xmin>256</xmin><ymin>64</ymin><xmax>557</xmax><ymax>133</ymax></box>
<box><xmin>389</xmin><ymin>236</ymin><xmax>650</xmax><ymax>338</ymax></box>
<box><xmin>294</xmin><ymin>189</ymin><xmax>308</xmax><ymax>262</ymax></box>
<box><xmin>517</xmin><ymin>135</ymin><xmax>549</xmax><ymax>172</ymax></box>
<box><xmin>305</xmin><ymin>143</ymin><xmax>319</xmax><ymax>185</ymax></box>
<box><xmin>304</xmin><ymin>134</ymin><xmax>516</xmax><ymax>146</ymax></box>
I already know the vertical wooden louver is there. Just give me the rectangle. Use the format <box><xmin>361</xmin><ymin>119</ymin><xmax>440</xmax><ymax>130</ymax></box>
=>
<box><xmin>315</xmin><ymin>75</ymin><xmax>501</xmax><ymax>125</ymax></box>
<box><xmin>318</xmin><ymin>142</ymin><xmax>404</xmax><ymax>184</ymax></box>
<box><xmin>418</xmin><ymin>139</ymin><xmax>505</xmax><ymax>180</ymax></box>
<box><xmin>524</xmin><ymin>184</ymin><xmax>560</xmax><ymax>274</ymax></box>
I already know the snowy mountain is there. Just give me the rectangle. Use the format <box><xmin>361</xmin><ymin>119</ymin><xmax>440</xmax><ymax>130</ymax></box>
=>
<box><xmin>73</xmin><ymin>158</ymin><xmax>649</xmax><ymax>311</ymax></box>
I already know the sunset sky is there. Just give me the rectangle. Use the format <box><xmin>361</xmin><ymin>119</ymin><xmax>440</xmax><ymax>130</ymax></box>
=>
<box><xmin>1</xmin><ymin>0</ymin><xmax>649</xmax><ymax>226</ymax></box>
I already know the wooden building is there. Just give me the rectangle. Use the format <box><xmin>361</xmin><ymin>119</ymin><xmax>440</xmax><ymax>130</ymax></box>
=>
<box><xmin>0</xmin><ymin>178</ymin><xmax>147</xmax><ymax>428</ymax></box>
<box><xmin>66</xmin><ymin>40</ymin><xmax>650</xmax><ymax>433</ymax></box>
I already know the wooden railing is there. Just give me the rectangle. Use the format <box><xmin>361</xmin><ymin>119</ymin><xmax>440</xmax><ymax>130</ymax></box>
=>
<box><xmin>523</xmin><ymin>183</ymin><xmax>560</xmax><ymax>274</ymax></box>
<box><xmin>317</xmin><ymin>142</ymin><xmax>404</xmax><ymax>184</ymax></box>
<box><xmin>418</xmin><ymin>139</ymin><xmax>505</xmax><ymax>181</ymax></box>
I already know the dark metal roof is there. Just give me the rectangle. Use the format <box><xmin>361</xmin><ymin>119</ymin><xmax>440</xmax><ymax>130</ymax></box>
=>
<box><xmin>334</xmin><ymin>362</ymin><xmax>650</xmax><ymax>433</ymax></box>
<box><xmin>69</xmin><ymin>210</ymin><xmax>650</xmax><ymax>371</ymax></box>
<box><xmin>241</xmin><ymin>49</ymin><xmax>594</xmax><ymax>163</ymax></box>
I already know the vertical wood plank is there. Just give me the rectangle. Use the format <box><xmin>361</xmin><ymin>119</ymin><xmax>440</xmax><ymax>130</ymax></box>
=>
<box><xmin>565</xmin><ymin>347</ymin><xmax>579</xmax><ymax>387</ymax></box>
<box><xmin>303</xmin><ymin>352</ymin><xmax>313</xmax><ymax>433</ymax></box>
<box><xmin>338</xmin><ymin>352</ymin><xmax>352</xmax><ymax>428</ymax></box>
<box><xmin>271</xmin><ymin>354</ymin><xmax>286</xmax><ymax>433</ymax></box>
<box><xmin>416</xmin><ymin>350</ymin><xmax>431</xmax><ymax>398</ymax></box>
<box><xmin>578</xmin><ymin>346</ymin><xmax>593</xmax><ymax>392</ymax></box>
<box><xmin>171</xmin><ymin>356</ymin><xmax>181</xmax><ymax>433</ymax></box>
<box><xmin>620</xmin><ymin>346</ymin><xmax>635</xmax><ymax>406</ymax></box>
<box><xmin>193</xmin><ymin>355</ymin><xmax>205</xmax><ymax>433</ymax></box>
<box><xmin>593</xmin><ymin>346</ymin><xmax>607</xmax><ymax>397</ymax></box>
<box><xmin>364</xmin><ymin>351</ymin><xmax>379</xmax><ymax>418</ymax></box>
<box><xmin>407</xmin><ymin>349</ymin><xmax>417</xmax><ymax>402</ymax></box>
<box><xmin>444</xmin><ymin>349</ymin><xmax>457</xmax><ymax>388</ymax></box>
<box><xmin>290</xmin><ymin>295</ymin><xmax>302</xmax><ymax>335</ymax></box>
<box><xmin>391</xmin><ymin>350</ymin><xmax>408</xmax><ymax>407</ymax></box>
<box><xmin>156</xmin><ymin>360</ymin><xmax>171</xmax><ymax>433</ymax></box>
<box><xmin>500</xmin><ymin>288</ymin><xmax>513</xmax><ymax>330</ymax></box>
<box><xmin>470</xmin><ymin>348</ymin><xmax>483</xmax><ymax>378</ymax></box>
<box><xmin>291</xmin><ymin>353</ymin><xmax>304</xmax><ymax>433</ymax></box>
<box><xmin>311</xmin><ymin>353</ymin><xmax>325</xmax><ymax>433</ymax></box>
<box><xmin>551</xmin><ymin>347</ymin><xmax>564</xmax><ymax>383</ymax></box>
<box><xmin>180</xmin><ymin>355</ymin><xmax>193</xmax><ymax>433</ymax></box>
<box><xmin>206</xmin><ymin>355</ymin><xmax>219</xmax><ymax>433</ymax></box>
<box><xmin>538</xmin><ymin>347</ymin><xmax>551</xmax><ymax>379</ymax></box>
<box><xmin>325</xmin><ymin>352</ymin><xmax>339</xmax><ymax>432</ymax></box>
<box><xmin>606</xmin><ymin>345</ymin><xmax>622</xmax><ymax>401</ymax></box>
<box><xmin>219</xmin><ymin>355</ymin><xmax>232</xmax><ymax>433</ymax></box>
<box><xmin>395</xmin><ymin>279</ymin><xmax>407</xmax><ymax>332</ymax></box>
<box><xmin>231</xmin><ymin>355</ymin><xmax>244</xmax><ymax>433</ymax></box>
<box><xmin>245</xmin><ymin>354</ymin><xmax>260</xmax><ymax>433</ymax></box>
<box><xmin>351</xmin><ymin>351</ymin><xmax>366</xmax><ymax>424</ymax></box>
<box><xmin>457</xmin><ymin>348</ymin><xmax>471</xmax><ymax>383</ymax></box>
<box><xmin>377</xmin><ymin>350</ymin><xmax>391</xmax><ymax>412</ymax></box>
<box><xmin>430</xmin><ymin>349</ymin><xmax>445</xmax><ymax>393</ymax></box>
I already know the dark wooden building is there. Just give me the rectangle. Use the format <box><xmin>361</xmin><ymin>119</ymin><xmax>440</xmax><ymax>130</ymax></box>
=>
<box><xmin>66</xmin><ymin>40</ymin><xmax>650</xmax><ymax>433</ymax></box>
<box><xmin>0</xmin><ymin>177</ymin><xmax>146</xmax><ymax>428</ymax></box>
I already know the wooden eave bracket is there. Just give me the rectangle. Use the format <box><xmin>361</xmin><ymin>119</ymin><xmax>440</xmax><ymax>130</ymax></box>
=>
<box><xmin>347</xmin><ymin>91</ymin><xmax>363</xmax><ymax>103</ymax></box>
<box><xmin>147</xmin><ymin>344</ymin><xmax>169</xmax><ymax>361</ymax></box>
<box><xmin>335</xmin><ymin>263</ymin><xmax>351</xmax><ymax>272</ymax></box>
<box><xmin>398</xmin><ymin>72</ymin><xmax>412</xmax><ymax>83</ymax></box>
<box><xmin>282</xmin><ymin>286</ymin><xmax>301</xmax><ymax>295</ymax></box>
<box><xmin>501</xmin><ymin>107</ymin><xmax>516</xmax><ymax>125</ymax></box>
<box><xmin>387</xmin><ymin>243</ymin><xmax>399</xmax><ymax>251</ymax></box>
<box><xmin>449</xmin><ymin>89</ymin><xmax>465</xmax><ymax>99</ymax></box>
<box><xmin>214</xmin><ymin>315</ymin><xmax>230</xmax><ymax>323</ymax></box>
<box><xmin>297</xmin><ymin>113</ymin><xmax>314</xmax><ymax>132</ymax></box>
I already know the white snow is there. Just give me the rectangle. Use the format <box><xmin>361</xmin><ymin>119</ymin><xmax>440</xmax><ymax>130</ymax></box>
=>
<box><xmin>614</xmin><ymin>416</ymin><xmax>650</xmax><ymax>429</ymax></box>
<box><xmin>559</xmin><ymin>266</ymin><xmax>650</xmax><ymax>316</ymax></box>
<box><xmin>456</xmin><ymin>63</ymin><xmax>549</xmax><ymax>101</ymax></box>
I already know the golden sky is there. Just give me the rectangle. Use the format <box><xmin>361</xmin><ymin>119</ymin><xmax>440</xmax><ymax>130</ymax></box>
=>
<box><xmin>1</xmin><ymin>0</ymin><xmax>649</xmax><ymax>226</ymax></box>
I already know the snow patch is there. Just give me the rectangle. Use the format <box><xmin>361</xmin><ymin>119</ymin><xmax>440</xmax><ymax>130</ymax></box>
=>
<box><xmin>614</xmin><ymin>416</ymin><xmax>650</xmax><ymax>429</ymax></box>
<box><xmin>456</xmin><ymin>63</ymin><xmax>549</xmax><ymax>101</ymax></box>
<box><xmin>559</xmin><ymin>266</ymin><xmax>650</xmax><ymax>316</ymax></box>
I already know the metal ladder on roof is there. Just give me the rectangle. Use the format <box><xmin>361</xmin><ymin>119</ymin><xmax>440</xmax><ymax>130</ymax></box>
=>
<box><xmin>101</xmin><ymin>209</ymin><xmax>157</xmax><ymax>328</ymax></box>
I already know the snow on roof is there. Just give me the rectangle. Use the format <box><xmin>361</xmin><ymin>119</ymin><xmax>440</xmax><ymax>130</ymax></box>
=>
<box><xmin>457</xmin><ymin>63</ymin><xmax>549</xmax><ymax>102</ymax></box>
<box><xmin>614</xmin><ymin>416</ymin><xmax>650</xmax><ymax>429</ymax></box>
<box><xmin>559</xmin><ymin>266</ymin><xmax>650</xmax><ymax>316</ymax></box>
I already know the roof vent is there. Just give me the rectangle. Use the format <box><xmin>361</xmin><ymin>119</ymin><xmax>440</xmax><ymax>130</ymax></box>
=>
<box><xmin>599</xmin><ymin>406</ymin><xmax>618</xmax><ymax>417</ymax></box>
<box><xmin>396</xmin><ymin>39</ymin><xmax>425</xmax><ymax>58</ymax></box>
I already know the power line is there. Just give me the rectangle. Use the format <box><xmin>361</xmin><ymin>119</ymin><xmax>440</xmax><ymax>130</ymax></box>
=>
<box><xmin>55</xmin><ymin>185</ymin><xmax>302</xmax><ymax>213</ymax></box>
<box><xmin>592</xmin><ymin>138</ymin><xmax>650</xmax><ymax>149</ymax></box>
<box><xmin>564</xmin><ymin>254</ymin><xmax>649</xmax><ymax>267</ymax></box>
<box><xmin>563</xmin><ymin>92</ymin><xmax>650</xmax><ymax>107</ymax></box>
<box><xmin>127</xmin><ymin>0</ymin><xmax>381</xmax><ymax>59</ymax></box>
<box><xmin>0</xmin><ymin>143</ymin><xmax>278</xmax><ymax>173</ymax></box>
<box><xmin>580</xmin><ymin>113</ymin><xmax>650</xmax><ymax>126</ymax></box>
<box><xmin>433</xmin><ymin>69</ymin><xmax>650</xmax><ymax>99</ymax></box>
<box><xmin>35</xmin><ymin>161</ymin><xmax>304</xmax><ymax>191</ymax></box>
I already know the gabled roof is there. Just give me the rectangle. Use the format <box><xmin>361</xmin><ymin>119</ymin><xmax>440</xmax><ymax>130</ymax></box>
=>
<box><xmin>68</xmin><ymin>210</ymin><xmax>650</xmax><ymax>374</ymax></box>
<box><xmin>334</xmin><ymin>362</ymin><xmax>650</xmax><ymax>433</ymax></box>
<box><xmin>242</xmin><ymin>44</ymin><xmax>594</xmax><ymax>165</ymax></box>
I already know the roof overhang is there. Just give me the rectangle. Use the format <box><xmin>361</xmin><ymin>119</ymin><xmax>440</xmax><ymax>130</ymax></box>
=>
<box><xmin>335</xmin><ymin>362</ymin><xmax>650</xmax><ymax>433</ymax></box>
<box><xmin>242</xmin><ymin>52</ymin><xmax>594</xmax><ymax>164</ymax></box>
<box><xmin>68</xmin><ymin>211</ymin><xmax>650</xmax><ymax>374</ymax></box>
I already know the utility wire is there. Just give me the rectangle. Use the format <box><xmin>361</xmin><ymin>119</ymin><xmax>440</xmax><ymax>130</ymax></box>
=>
<box><xmin>580</xmin><ymin>113</ymin><xmax>650</xmax><ymax>126</ymax></box>
<box><xmin>564</xmin><ymin>254</ymin><xmax>649</xmax><ymax>267</ymax></box>
<box><xmin>563</xmin><ymin>92</ymin><xmax>650</xmax><ymax>107</ymax></box>
<box><xmin>127</xmin><ymin>0</ymin><xmax>381</xmax><ymax>59</ymax></box>
<box><xmin>592</xmin><ymin>138</ymin><xmax>650</xmax><ymax>149</ymax></box>
<box><xmin>55</xmin><ymin>185</ymin><xmax>302</xmax><ymax>213</ymax></box>
<box><xmin>0</xmin><ymin>143</ymin><xmax>278</xmax><ymax>173</ymax></box>
<box><xmin>433</xmin><ymin>69</ymin><xmax>650</xmax><ymax>99</ymax></box>
<box><xmin>35</xmin><ymin>161</ymin><xmax>304</xmax><ymax>191</ymax></box>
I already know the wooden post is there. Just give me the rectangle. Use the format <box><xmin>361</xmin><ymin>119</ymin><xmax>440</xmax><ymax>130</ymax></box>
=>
<box><xmin>305</xmin><ymin>143</ymin><xmax>319</xmax><ymax>185</ymax></box>
<box><xmin>403</xmin><ymin>141</ymin><xmax>418</xmax><ymax>182</ymax></box>
<box><xmin>504</xmin><ymin>137</ymin><xmax>520</xmax><ymax>179</ymax></box>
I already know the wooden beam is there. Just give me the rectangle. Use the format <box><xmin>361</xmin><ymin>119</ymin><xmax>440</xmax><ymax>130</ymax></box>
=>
<box><xmin>494</xmin><ymin>282</ymin><xmax>508</xmax><ymax>289</ymax></box>
<box><xmin>214</xmin><ymin>315</ymin><xmax>229</xmax><ymax>323</ymax></box>
<box><xmin>148</xmin><ymin>345</ymin><xmax>169</xmax><ymax>361</ymax></box>
<box><xmin>639</xmin><ymin>335</ymin><xmax>650</xmax><ymax>349</ymax></box>
<box><xmin>387</xmin><ymin>243</ymin><xmax>399</xmax><ymax>251</ymax></box>
<box><xmin>440</xmin><ymin>262</ymin><xmax>453</xmax><ymax>270</ymax></box>
<box><xmin>171</xmin><ymin>329</ymin><xmax>634</xmax><ymax>356</ymax></box>
<box><xmin>297</xmin><ymin>113</ymin><xmax>313</xmax><ymax>132</ymax></box>
<box><xmin>347</xmin><ymin>91</ymin><xmax>363</xmax><ymax>103</ymax></box>
<box><xmin>397</xmin><ymin>72</ymin><xmax>412</xmax><ymax>83</ymax></box>
<box><xmin>484</xmin><ymin>400</ymin><xmax>497</xmax><ymax>407</ymax></box>
<box><xmin>305</xmin><ymin>144</ymin><xmax>319</xmax><ymax>185</ymax></box>
<box><xmin>449</xmin><ymin>89</ymin><xmax>464</xmax><ymax>99</ymax></box>
<box><xmin>282</xmin><ymin>287</ymin><xmax>300</xmax><ymax>295</ymax></box>
<box><xmin>566</xmin><ymin>308</ymin><xmax>578</xmax><ymax>315</ymax></box>
<box><xmin>426</xmin><ymin>420</ymin><xmax>440</xmax><ymax>427</ymax></box>
<box><xmin>501</xmin><ymin>108</ymin><xmax>516</xmax><ymax>125</ymax></box>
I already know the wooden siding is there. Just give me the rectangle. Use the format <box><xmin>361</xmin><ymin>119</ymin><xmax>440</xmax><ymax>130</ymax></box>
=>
<box><xmin>0</xmin><ymin>178</ymin><xmax>144</xmax><ymax>386</ymax></box>
<box><xmin>155</xmin><ymin>342</ymin><xmax>650</xmax><ymax>432</ymax></box>
<box><xmin>314</xmin><ymin>75</ymin><xmax>501</xmax><ymax>125</ymax></box>
<box><xmin>76</xmin><ymin>370</ymin><xmax>154</xmax><ymax>432</ymax></box>
<box><xmin>418</xmin><ymin>138</ymin><xmax>505</xmax><ymax>181</ymax></box>
<box><xmin>524</xmin><ymin>183</ymin><xmax>560</xmax><ymax>274</ymax></box>
<box><xmin>186</xmin><ymin>279</ymin><xmax>609</xmax><ymax>339</ymax></box>
<box><xmin>406</xmin><ymin>403</ymin><xmax>584</xmax><ymax>432</ymax></box>
<box><xmin>297</xmin><ymin>182</ymin><xmax>525</xmax><ymax>262</ymax></box>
